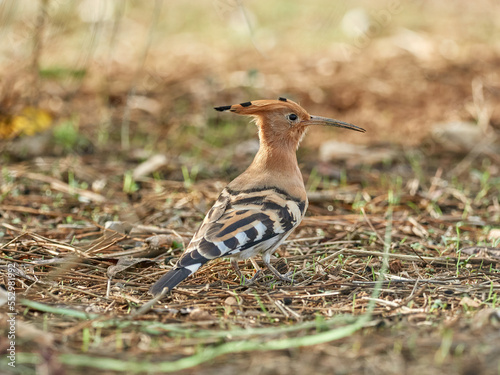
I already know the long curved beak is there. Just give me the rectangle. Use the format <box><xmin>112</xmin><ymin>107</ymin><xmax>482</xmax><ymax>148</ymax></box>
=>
<box><xmin>304</xmin><ymin>115</ymin><xmax>366</xmax><ymax>133</ymax></box>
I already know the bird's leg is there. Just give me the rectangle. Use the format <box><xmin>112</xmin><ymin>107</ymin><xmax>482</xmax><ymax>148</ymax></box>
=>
<box><xmin>230</xmin><ymin>258</ymin><xmax>261</xmax><ymax>286</ymax></box>
<box><xmin>248</xmin><ymin>258</ymin><xmax>262</xmax><ymax>284</ymax></box>
<box><xmin>262</xmin><ymin>253</ymin><xmax>294</xmax><ymax>283</ymax></box>
<box><xmin>249</xmin><ymin>258</ymin><xmax>261</xmax><ymax>273</ymax></box>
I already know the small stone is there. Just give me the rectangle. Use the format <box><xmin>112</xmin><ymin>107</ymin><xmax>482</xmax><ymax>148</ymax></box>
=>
<box><xmin>224</xmin><ymin>296</ymin><xmax>239</xmax><ymax>306</ymax></box>
<box><xmin>189</xmin><ymin>308</ymin><xmax>213</xmax><ymax>321</ymax></box>
<box><xmin>488</xmin><ymin>229</ymin><xmax>500</xmax><ymax>240</ymax></box>
<box><xmin>459</xmin><ymin>296</ymin><xmax>480</xmax><ymax>308</ymax></box>
<box><xmin>431</xmin><ymin>121</ymin><xmax>484</xmax><ymax>152</ymax></box>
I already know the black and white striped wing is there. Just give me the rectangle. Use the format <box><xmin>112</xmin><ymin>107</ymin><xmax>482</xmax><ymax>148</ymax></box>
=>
<box><xmin>182</xmin><ymin>187</ymin><xmax>307</xmax><ymax>263</ymax></box>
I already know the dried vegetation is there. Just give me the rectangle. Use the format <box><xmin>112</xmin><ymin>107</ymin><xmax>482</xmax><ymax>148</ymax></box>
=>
<box><xmin>1</xmin><ymin>1</ymin><xmax>500</xmax><ymax>374</ymax></box>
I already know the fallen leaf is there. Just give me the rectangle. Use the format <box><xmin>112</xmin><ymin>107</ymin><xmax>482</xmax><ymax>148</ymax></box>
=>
<box><xmin>3</xmin><ymin>107</ymin><xmax>52</xmax><ymax>138</ymax></box>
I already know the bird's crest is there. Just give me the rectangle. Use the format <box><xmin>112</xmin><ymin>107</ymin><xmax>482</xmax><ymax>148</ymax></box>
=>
<box><xmin>214</xmin><ymin>97</ymin><xmax>307</xmax><ymax>116</ymax></box>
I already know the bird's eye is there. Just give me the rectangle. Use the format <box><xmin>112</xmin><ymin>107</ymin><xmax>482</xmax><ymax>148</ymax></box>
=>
<box><xmin>287</xmin><ymin>113</ymin><xmax>298</xmax><ymax>121</ymax></box>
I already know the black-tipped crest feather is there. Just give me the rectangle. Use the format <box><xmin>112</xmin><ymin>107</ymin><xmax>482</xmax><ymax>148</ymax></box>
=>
<box><xmin>214</xmin><ymin>105</ymin><xmax>232</xmax><ymax>112</ymax></box>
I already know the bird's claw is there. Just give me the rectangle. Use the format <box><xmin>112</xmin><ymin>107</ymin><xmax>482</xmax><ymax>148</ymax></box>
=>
<box><xmin>276</xmin><ymin>272</ymin><xmax>294</xmax><ymax>283</ymax></box>
<box><xmin>240</xmin><ymin>269</ymin><xmax>262</xmax><ymax>286</ymax></box>
<box><xmin>265</xmin><ymin>263</ymin><xmax>294</xmax><ymax>283</ymax></box>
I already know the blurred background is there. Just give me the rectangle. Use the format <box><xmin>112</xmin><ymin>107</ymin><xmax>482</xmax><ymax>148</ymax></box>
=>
<box><xmin>1</xmin><ymin>4</ymin><xmax>500</xmax><ymax>372</ymax></box>
<box><xmin>0</xmin><ymin>0</ymin><xmax>499</xmax><ymax>186</ymax></box>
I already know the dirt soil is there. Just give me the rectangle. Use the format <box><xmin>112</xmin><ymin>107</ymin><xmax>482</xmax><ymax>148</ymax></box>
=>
<box><xmin>1</xmin><ymin>1</ymin><xmax>500</xmax><ymax>374</ymax></box>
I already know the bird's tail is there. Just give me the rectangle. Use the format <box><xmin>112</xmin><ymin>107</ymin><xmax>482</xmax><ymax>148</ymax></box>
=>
<box><xmin>149</xmin><ymin>267</ymin><xmax>194</xmax><ymax>296</ymax></box>
<box><xmin>150</xmin><ymin>250</ymin><xmax>208</xmax><ymax>296</ymax></box>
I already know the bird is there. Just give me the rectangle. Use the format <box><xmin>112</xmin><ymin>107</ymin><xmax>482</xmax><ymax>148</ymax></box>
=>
<box><xmin>150</xmin><ymin>97</ymin><xmax>365</xmax><ymax>296</ymax></box>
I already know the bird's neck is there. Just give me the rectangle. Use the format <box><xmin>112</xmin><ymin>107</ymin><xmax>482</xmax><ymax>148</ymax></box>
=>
<box><xmin>252</xmin><ymin>141</ymin><xmax>300</xmax><ymax>174</ymax></box>
<box><xmin>230</xmin><ymin>139</ymin><xmax>306</xmax><ymax>200</ymax></box>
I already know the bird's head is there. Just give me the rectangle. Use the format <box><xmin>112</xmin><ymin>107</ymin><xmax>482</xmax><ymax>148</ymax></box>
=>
<box><xmin>214</xmin><ymin>97</ymin><xmax>365</xmax><ymax>150</ymax></box>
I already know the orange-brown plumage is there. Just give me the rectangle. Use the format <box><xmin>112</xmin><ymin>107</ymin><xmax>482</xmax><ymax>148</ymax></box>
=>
<box><xmin>150</xmin><ymin>98</ymin><xmax>365</xmax><ymax>296</ymax></box>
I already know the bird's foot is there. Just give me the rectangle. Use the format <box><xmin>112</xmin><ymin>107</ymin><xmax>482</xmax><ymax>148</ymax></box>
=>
<box><xmin>265</xmin><ymin>262</ymin><xmax>294</xmax><ymax>283</ymax></box>
<box><xmin>242</xmin><ymin>269</ymin><xmax>262</xmax><ymax>286</ymax></box>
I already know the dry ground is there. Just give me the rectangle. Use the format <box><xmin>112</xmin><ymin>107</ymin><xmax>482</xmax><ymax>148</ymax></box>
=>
<box><xmin>1</xmin><ymin>1</ymin><xmax>500</xmax><ymax>374</ymax></box>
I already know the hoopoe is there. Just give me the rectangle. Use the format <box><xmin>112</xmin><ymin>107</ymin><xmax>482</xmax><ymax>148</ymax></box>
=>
<box><xmin>150</xmin><ymin>97</ymin><xmax>365</xmax><ymax>296</ymax></box>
